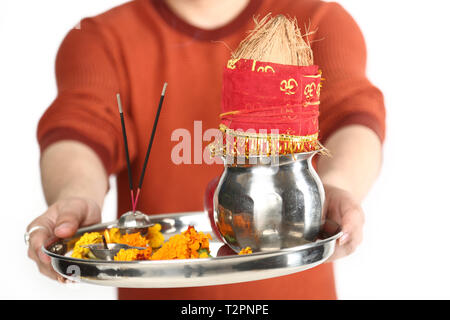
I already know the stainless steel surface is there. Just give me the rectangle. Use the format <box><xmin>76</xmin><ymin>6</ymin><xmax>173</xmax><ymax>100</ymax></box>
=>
<box><xmin>116</xmin><ymin>210</ymin><xmax>154</xmax><ymax>234</ymax></box>
<box><xmin>43</xmin><ymin>211</ymin><xmax>341</xmax><ymax>288</ymax></box>
<box><xmin>82</xmin><ymin>243</ymin><xmax>146</xmax><ymax>261</ymax></box>
<box><xmin>214</xmin><ymin>151</ymin><xmax>325</xmax><ymax>253</ymax></box>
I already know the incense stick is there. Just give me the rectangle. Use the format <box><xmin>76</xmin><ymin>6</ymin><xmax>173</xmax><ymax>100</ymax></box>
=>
<box><xmin>133</xmin><ymin>82</ymin><xmax>168</xmax><ymax>211</ymax></box>
<box><xmin>116</xmin><ymin>93</ymin><xmax>135</xmax><ymax>210</ymax></box>
<box><xmin>101</xmin><ymin>235</ymin><xmax>109</xmax><ymax>250</ymax></box>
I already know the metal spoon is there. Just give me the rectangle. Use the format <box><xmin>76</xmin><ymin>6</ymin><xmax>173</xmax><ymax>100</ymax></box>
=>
<box><xmin>116</xmin><ymin>210</ymin><xmax>154</xmax><ymax>235</ymax></box>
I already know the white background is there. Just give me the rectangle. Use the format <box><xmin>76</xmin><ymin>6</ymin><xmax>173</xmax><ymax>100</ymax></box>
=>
<box><xmin>0</xmin><ymin>0</ymin><xmax>449</xmax><ymax>299</ymax></box>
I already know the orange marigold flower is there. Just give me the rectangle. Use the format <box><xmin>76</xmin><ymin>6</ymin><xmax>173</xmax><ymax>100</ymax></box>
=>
<box><xmin>152</xmin><ymin>226</ymin><xmax>212</xmax><ymax>260</ymax></box>
<box><xmin>136</xmin><ymin>247</ymin><xmax>153</xmax><ymax>260</ymax></box>
<box><xmin>114</xmin><ymin>247</ymin><xmax>153</xmax><ymax>261</ymax></box>
<box><xmin>238</xmin><ymin>247</ymin><xmax>253</xmax><ymax>255</ymax></box>
<box><xmin>110</xmin><ymin>226</ymin><xmax>211</xmax><ymax>261</ymax></box>
<box><xmin>152</xmin><ymin>234</ymin><xmax>189</xmax><ymax>260</ymax></box>
<box><xmin>118</xmin><ymin>232</ymin><xmax>149</xmax><ymax>248</ymax></box>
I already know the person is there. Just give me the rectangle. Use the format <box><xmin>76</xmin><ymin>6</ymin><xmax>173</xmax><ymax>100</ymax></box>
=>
<box><xmin>26</xmin><ymin>0</ymin><xmax>385</xmax><ymax>299</ymax></box>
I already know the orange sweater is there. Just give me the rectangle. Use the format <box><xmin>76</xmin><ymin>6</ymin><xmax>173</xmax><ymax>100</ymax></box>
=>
<box><xmin>37</xmin><ymin>0</ymin><xmax>385</xmax><ymax>300</ymax></box>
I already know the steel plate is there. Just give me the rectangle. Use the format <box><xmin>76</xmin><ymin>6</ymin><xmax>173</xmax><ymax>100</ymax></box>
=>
<box><xmin>43</xmin><ymin>211</ymin><xmax>342</xmax><ymax>288</ymax></box>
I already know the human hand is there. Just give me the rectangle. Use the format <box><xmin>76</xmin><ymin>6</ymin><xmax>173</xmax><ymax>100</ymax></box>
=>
<box><xmin>26</xmin><ymin>197</ymin><xmax>101</xmax><ymax>281</ymax></box>
<box><xmin>323</xmin><ymin>184</ymin><xmax>365</xmax><ymax>261</ymax></box>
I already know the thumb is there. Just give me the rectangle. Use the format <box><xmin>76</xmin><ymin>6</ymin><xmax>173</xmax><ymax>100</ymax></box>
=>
<box><xmin>54</xmin><ymin>199</ymin><xmax>91</xmax><ymax>238</ymax></box>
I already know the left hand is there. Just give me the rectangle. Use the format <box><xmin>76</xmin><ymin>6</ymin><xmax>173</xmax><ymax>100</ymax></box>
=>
<box><xmin>323</xmin><ymin>184</ymin><xmax>365</xmax><ymax>261</ymax></box>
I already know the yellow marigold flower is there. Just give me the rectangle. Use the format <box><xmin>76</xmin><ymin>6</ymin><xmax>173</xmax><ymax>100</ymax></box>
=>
<box><xmin>105</xmin><ymin>228</ymin><xmax>122</xmax><ymax>243</ymax></box>
<box><xmin>238</xmin><ymin>247</ymin><xmax>253</xmax><ymax>255</ymax></box>
<box><xmin>71</xmin><ymin>232</ymin><xmax>102</xmax><ymax>259</ymax></box>
<box><xmin>147</xmin><ymin>223</ymin><xmax>165</xmax><ymax>248</ymax></box>
<box><xmin>114</xmin><ymin>248</ymin><xmax>140</xmax><ymax>261</ymax></box>
<box><xmin>198</xmin><ymin>249</ymin><xmax>211</xmax><ymax>258</ymax></box>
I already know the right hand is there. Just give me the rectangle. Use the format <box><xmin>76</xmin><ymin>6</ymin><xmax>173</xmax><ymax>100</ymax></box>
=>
<box><xmin>26</xmin><ymin>197</ymin><xmax>101</xmax><ymax>281</ymax></box>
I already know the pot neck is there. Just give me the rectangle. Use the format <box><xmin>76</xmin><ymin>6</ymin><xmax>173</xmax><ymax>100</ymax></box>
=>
<box><xmin>222</xmin><ymin>150</ymin><xmax>319</xmax><ymax>167</ymax></box>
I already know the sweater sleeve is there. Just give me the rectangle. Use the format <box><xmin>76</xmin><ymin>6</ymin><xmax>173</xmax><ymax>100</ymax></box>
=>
<box><xmin>37</xmin><ymin>18</ymin><xmax>137</xmax><ymax>175</ymax></box>
<box><xmin>311</xmin><ymin>2</ymin><xmax>386</xmax><ymax>143</ymax></box>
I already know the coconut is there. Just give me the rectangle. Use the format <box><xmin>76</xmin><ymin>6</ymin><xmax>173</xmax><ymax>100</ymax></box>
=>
<box><xmin>231</xmin><ymin>14</ymin><xmax>314</xmax><ymax>66</ymax></box>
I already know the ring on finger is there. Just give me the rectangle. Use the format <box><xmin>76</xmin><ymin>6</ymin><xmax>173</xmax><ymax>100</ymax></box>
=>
<box><xmin>24</xmin><ymin>225</ymin><xmax>48</xmax><ymax>247</ymax></box>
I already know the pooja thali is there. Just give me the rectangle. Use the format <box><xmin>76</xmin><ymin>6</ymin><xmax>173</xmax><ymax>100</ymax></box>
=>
<box><xmin>43</xmin><ymin>211</ymin><xmax>342</xmax><ymax>288</ymax></box>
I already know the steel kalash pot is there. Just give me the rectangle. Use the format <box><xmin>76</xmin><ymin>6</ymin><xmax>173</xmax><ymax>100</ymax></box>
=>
<box><xmin>206</xmin><ymin>150</ymin><xmax>325</xmax><ymax>253</ymax></box>
<box><xmin>205</xmin><ymin>49</ymin><xmax>326</xmax><ymax>253</ymax></box>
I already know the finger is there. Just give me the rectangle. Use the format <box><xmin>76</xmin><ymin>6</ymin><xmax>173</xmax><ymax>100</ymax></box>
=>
<box><xmin>27</xmin><ymin>215</ymin><xmax>55</xmax><ymax>264</ymax></box>
<box><xmin>57</xmin><ymin>275</ymin><xmax>67</xmax><ymax>284</ymax></box>
<box><xmin>33</xmin><ymin>246</ymin><xmax>62</xmax><ymax>281</ymax></box>
<box><xmin>27</xmin><ymin>209</ymin><xmax>64</xmax><ymax>280</ymax></box>
<box><xmin>340</xmin><ymin>225</ymin><xmax>364</xmax><ymax>249</ymax></box>
<box><xmin>28</xmin><ymin>227</ymin><xmax>52</xmax><ymax>265</ymax></box>
<box><xmin>327</xmin><ymin>237</ymin><xmax>356</xmax><ymax>261</ymax></box>
<box><xmin>327</xmin><ymin>245</ymin><xmax>348</xmax><ymax>262</ymax></box>
<box><xmin>327</xmin><ymin>227</ymin><xmax>363</xmax><ymax>262</ymax></box>
<box><xmin>332</xmin><ymin>236</ymin><xmax>361</xmax><ymax>260</ymax></box>
<box><xmin>37</xmin><ymin>261</ymin><xmax>59</xmax><ymax>281</ymax></box>
<box><xmin>31</xmin><ymin>245</ymin><xmax>64</xmax><ymax>281</ymax></box>
<box><xmin>27</xmin><ymin>237</ymin><xmax>58</xmax><ymax>281</ymax></box>
<box><xmin>27</xmin><ymin>243</ymin><xmax>40</xmax><ymax>264</ymax></box>
<box><xmin>328</xmin><ymin>206</ymin><xmax>364</xmax><ymax>262</ymax></box>
<box><xmin>54</xmin><ymin>198</ymin><xmax>101</xmax><ymax>238</ymax></box>
<box><xmin>339</xmin><ymin>201</ymin><xmax>364</xmax><ymax>245</ymax></box>
<box><xmin>28</xmin><ymin>251</ymin><xmax>56</xmax><ymax>280</ymax></box>
<box><xmin>53</xmin><ymin>199</ymin><xmax>89</xmax><ymax>238</ymax></box>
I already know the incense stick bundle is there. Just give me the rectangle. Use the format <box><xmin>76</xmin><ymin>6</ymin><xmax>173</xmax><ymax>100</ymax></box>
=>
<box><xmin>133</xmin><ymin>82</ymin><xmax>168</xmax><ymax>211</ymax></box>
<box><xmin>116</xmin><ymin>93</ymin><xmax>135</xmax><ymax>209</ymax></box>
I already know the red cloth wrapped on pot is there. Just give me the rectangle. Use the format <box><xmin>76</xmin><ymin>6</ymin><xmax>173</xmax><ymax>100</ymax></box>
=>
<box><xmin>217</xmin><ymin>58</ymin><xmax>322</xmax><ymax>156</ymax></box>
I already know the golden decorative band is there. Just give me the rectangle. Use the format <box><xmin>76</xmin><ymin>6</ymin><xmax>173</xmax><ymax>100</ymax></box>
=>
<box><xmin>218</xmin><ymin>124</ymin><xmax>318</xmax><ymax>141</ymax></box>
<box><xmin>209</xmin><ymin>125</ymin><xmax>320</xmax><ymax>157</ymax></box>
